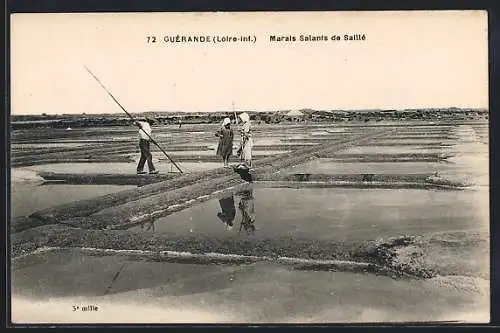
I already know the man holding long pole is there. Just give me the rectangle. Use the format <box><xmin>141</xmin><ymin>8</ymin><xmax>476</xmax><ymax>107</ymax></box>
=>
<box><xmin>135</xmin><ymin>117</ymin><xmax>159</xmax><ymax>175</ymax></box>
<box><xmin>83</xmin><ymin>65</ymin><xmax>183</xmax><ymax>174</ymax></box>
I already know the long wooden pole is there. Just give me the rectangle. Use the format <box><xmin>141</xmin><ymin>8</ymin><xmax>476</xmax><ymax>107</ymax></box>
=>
<box><xmin>84</xmin><ymin>66</ymin><xmax>183</xmax><ymax>173</ymax></box>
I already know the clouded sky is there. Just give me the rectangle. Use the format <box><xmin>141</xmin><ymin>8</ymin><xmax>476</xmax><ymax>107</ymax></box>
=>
<box><xmin>11</xmin><ymin>11</ymin><xmax>488</xmax><ymax>115</ymax></box>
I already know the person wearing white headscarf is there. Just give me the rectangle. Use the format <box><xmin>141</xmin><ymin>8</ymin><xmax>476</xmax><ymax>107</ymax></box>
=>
<box><xmin>215</xmin><ymin>117</ymin><xmax>234</xmax><ymax>168</ymax></box>
<box><xmin>237</xmin><ymin>112</ymin><xmax>254</xmax><ymax>168</ymax></box>
<box><xmin>135</xmin><ymin>117</ymin><xmax>158</xmax><ymax>174</ymax></box>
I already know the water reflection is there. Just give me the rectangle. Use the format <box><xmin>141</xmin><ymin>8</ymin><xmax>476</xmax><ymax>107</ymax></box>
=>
<box><xmin>140</xmin><ymin>220</ymin><xmax>155</xmax><ymax>232</ymax></box>
<box><xmin>217</xmin><ymin>196</ymin><xmax>236</xmax><ymax>230</ymax></box>
<box><xmin>217</xmin><ymin>189</ymin><xmax>256</xmax><ymax>235</ymax></box>
<box><xmin>131</xmin><ymin>186</ymin><xmax>257</xmax><ymax>236</ymax></box>
<box><xmin>237</xmin><ymin>189</ymin><xmax>256</xmax><ymax>235</ymax></box>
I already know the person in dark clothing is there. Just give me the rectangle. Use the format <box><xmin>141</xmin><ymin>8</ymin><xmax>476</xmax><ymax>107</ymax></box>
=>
<box><xmin>135</xmin><ymin>117</ymin><xmax>159</xmax><ymax>175</ymax></box>
<box><xmin>215</xmin><ymin>117</ymin><xmax>234</xmax><ymax>168</ymax></box>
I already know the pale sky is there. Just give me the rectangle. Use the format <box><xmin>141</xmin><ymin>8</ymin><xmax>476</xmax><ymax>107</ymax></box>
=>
<box><xmin>11</xmin><ymin>11</ymin><xmax>488</xmax><ymax>115</ymax></box>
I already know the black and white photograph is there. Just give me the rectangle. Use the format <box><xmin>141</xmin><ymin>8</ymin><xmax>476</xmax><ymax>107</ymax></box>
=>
<box><xmin>9</xmin><ymin>11</ymin><xmax>489</xmax><ymax>323</ymax></box>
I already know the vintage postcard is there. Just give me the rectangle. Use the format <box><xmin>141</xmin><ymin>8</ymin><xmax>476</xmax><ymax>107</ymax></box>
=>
<box><xmin>9</xmin><ymin>11</ymin><xmax>489</xmax><ymax>324</ymax></box>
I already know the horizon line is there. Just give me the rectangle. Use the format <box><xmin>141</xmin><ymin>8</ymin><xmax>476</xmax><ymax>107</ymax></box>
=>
<box><xmin>11</xmin><ymin>106</ymin><xmax>489</xmax><ymax>116</ymax></box>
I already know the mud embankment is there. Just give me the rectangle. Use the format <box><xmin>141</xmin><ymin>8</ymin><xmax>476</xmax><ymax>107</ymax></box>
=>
<box><xmin>12</xmin><ymin>156</ymin><xmax>135</xmax><ymax>167</ymax></box>
<box><xmin>36</xmin><ymin>172</ymin><xmax>469</xmax><ymax>190</ymax></box>
<box><xmin>37</xmin><ymin>172</ymin><xmax>178</xmax><ymax>186</ymax></box>
<box><xmin>11</xmin><ymin>224</ymin><xmax>488</xmax><ymax>281</ymax></box>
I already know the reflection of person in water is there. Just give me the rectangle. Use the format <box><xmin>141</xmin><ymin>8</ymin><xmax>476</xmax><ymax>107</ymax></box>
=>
<box><xmin>217</xmin><ymin>195</ymin><xmax>237</xmax><ymax>230</ymax></box>
<box><xmin>140</xmin><ymin>219</ymin><xmax>155</xmax><ymax>232</ymax></box>
<box><xmin>237</xmin><ymin>189</ymin><xmax>256</xmax><ymax>235</ymax></box>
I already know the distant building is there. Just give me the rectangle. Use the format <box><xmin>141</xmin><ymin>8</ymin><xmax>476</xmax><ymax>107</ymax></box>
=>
<box><xmin>285</xmin><ymin>109</ymin><xmax>305</xmax><ymax>122</ymax></box>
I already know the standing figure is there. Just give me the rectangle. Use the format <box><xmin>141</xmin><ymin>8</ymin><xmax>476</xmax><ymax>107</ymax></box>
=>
<box><xmin>178</xmin><ymin>118</ymin><xmax>182</xmax><ymax>128</ymax></box>
<box><xmin>135</xmin><ymin>117</ymin><xmax>159</xmax><ymax>175</ymax></box>
<box><xmin>237</xmin><ymin>112</ymin><xmax>254</xmax><ymax>169</ymax></box>
<box><xmin>215</xmin><ymin>117</ymin><xmax>234</xmax><ymax>168</ymax></box>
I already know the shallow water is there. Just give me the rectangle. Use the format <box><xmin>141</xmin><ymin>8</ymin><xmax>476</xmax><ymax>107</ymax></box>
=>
<box><xmin>246</xmin><ymin>138</ymin><xmax>282</xmax><ymax>146</ymax></box>
<box><xmin>13</xmin><ymin>161</ymin><xmax>220</xmax><ymax>175</ymax></box>
<box><xmin>288</xmin><ymin>163</ymin><xmax>487</xmax><ymax>188</ymax></box>
<box><xmin>288</xmin><ymin>160</ymin><xmax>452</xmax><ymax>174</ymax></box>
<box><xmin>15</xmin><ymin>163</ymin><xmax>142</xmax><ymax>175</ymax></box>
<box><xmin>11</xmin><ymin>143</ymin><xmax>89</xmax><ymax>149</ymax></box>
<box><xmin>11</xmin><ymin>182</ymin><xmax>135</xmax><ymax>218</ymax></box>
<box><xmin>10</xmin><ymin>250</ymin><xmax>489</xmax><ymax>324</ymax></box>
<box><xmin>341</xmin><ymin>145</ymin><xmax>442</xmax><ymax>154</ymax></box>
<box><xmin>309</xmin><ymin>130</ymin><xmax>338</xmax><ymax>136</ymax></box>
<box><xmin>443</xmin><ymin>143</ymin><xmax>488</xmax><ymax>155</ymax></box>
<box><xmin>128</xmin><ymin>188</ymin><xmax>488</xmax><ymax>242</ymax></box>
<box><xmin>373</xmin><ymin>139</ymin><xmax>454</xmax><ymax>145</ymax></box>
<box><xmin>169</xmin><ymin>150</ymin><xmax>290</xmax><ymax>156</ymax></box>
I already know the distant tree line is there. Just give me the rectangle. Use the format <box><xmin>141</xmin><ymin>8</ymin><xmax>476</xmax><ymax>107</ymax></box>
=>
<box><xmin>10</xmin><ymin>109</ymin><xmax>488</xmax><ymax>130</ymax></box>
